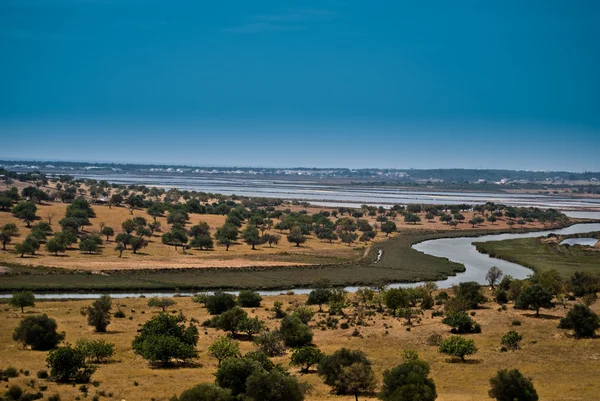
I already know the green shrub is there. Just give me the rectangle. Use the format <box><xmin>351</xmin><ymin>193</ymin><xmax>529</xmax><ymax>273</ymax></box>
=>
<box><xmin>36</xmin><ymin>370</ymin><xmax>48</xmax><ymax>379</ymax></box>
<box><xmin>380</xmin><ymin>359</ymin><xmax>436</xmax><ymax>401</ymax></box>
<box><xmin>238</xmin><ymin>291</ymin><xmax>262</xmax><ymax>308</ymax></box>
<box><xmin>488</xmin><ymin>369</ymin><xmax>538</xmax><ymax>401</ymax></box>
<box><xmin>4</xmin><ymin>367</ymin><xmax>19</xmax><ymax>378</ymax></box>
<box><xmin>279</xmin><ymin>315</ymin><xmax>313</xmax><ymax>348</ymax></box>
<box><xmin>438</xmin><ymin>335</ymin><xmax>478</xmax><ymax>361</ymax></box>
<box><xmin>558</xmin><ymin>304</ymin><xmax>600</xmax><ymax>338</ymax></box>
<box><xmin>46</xmin><ymin>345</ymin><xmax>96</xmax><ymax>383</ymax></box>
<box><xmin>13</xmin><ymin>314</ymin><xmax>65</xmax><ymax>350</ymax></box>
<box><xmin>75</xmin><ymin>339</ymin><xmax>115</xmax><ymax>363</ymax></box>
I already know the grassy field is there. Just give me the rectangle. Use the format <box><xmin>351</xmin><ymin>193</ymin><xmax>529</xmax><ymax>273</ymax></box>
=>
<box><xmin>475</xmin><ymin>233</ymin><xmax>600</xmax><ymax>279</ymax></box>
<box><xmin>1</xmin><ymin>291</ymin><xmax>599</xmax><ymax>401</ymax></box>
<box><xmin>0</xmin><ymin>198</ymin><xmax>556</xmax><ymax>271</ymax></box>
<box><xmin>0</xmin><ymin>229</ymin><xmax>469</xmax><ymax>292</ymax></box>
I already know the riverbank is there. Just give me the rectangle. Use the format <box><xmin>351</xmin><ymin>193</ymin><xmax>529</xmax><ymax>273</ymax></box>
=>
<box><xmin>0</xmin><ymin>221</ymin><xmax>587</xmax><ymax>293</ymax></box>
<box><xmin>475</xmin><ymin>231</ymin><xmax>600</xmax><ymax>279</ymax></box>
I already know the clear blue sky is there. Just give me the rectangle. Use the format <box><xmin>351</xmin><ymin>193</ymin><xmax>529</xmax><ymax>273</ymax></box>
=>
<box><xmin>1</xmin><ymin>0</ymin><xmax>599</xmax><ymax>171</ymax></box>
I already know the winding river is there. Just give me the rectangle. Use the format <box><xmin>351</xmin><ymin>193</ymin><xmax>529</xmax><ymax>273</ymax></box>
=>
<box><xmin>2</xmin><ymin>219</ymin><xmax>599</xmax><ymax>300</ymax></box>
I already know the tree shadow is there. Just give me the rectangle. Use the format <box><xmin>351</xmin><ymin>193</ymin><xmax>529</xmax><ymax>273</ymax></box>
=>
<box><xmin>445</xmin><ymin>358</ymin><xmax>482</xmax><ymax>364</ymax></box>
<box><xmin>523</xmin><ymin>313</ymin><xmax>561</xmax><ymax>320</ymax></box>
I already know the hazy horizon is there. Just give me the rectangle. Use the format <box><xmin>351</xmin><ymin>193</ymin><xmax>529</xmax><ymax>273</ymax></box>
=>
<box><xmin>2</xmin><ymin>1</ymin><xmax>599</xmax><ymax>171</ymax></box>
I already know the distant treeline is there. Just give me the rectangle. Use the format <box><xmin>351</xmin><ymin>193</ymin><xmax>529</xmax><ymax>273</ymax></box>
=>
<box><xmin>1</xmin><ymin>161</ymin><xmax>599</xmax><ymax>183</ymax></box>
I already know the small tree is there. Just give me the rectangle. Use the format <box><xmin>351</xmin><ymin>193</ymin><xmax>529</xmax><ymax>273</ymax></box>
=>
<box><xmin>115</xmin><ymin>242</ymin><xmax>126</xmax><ymax>257</ymax></box>
<box><xmin>292</xmin><ymin>306</ymin><xmax>315</xmax><ymax>324</ymax></box>
<box><xmin>86</xmin><ymin>295</ymin><xmax>112</xmax><ymax>332</ymax></box>
<box><xmin>291</xmin><ymin>346</ymin><xmax>324</xmax><ymax>373</ymax></box>
<box><xmin>515</xmin><ymin>284</ymin><xmax>554</xmax><ymax>316</ymax></box>
<box><xmin>263</xmin><ymin>233</ymin><xmax>281</xmax><ymax>247</ymax></box>
<box><xmin>175</xmin><ymin>383</ymin><xmax>234</xmax><ymax>401</ymax></box>
<box><xmin>486</xmin><ymin>266</ymin><xmax>504</xmax><ymax>289</ymax></box>
<box><xmin>46</xmin><ymin>344</ymin><xmax>96</xmax><ymax>383</ymax></box>
<box><xmin>488</xmin><ymin>369</ymin><xmax>538</xmax><ymax>401</ymax></box>
<box><xmin>279</xmin><ymin>315</ymin><xmax>313</xmax><ymax>348</ymax></box>
<box><xmin>101</xmin><ymin>226</ymin><xmax>114</xmax><ymax>241</ymax></box>
<box><xmin>287</xmin><ymin>227</ymin><xmax>307</xmax><ymax>247</ymax></box>
<box><xmin>254</xmin><ymin>331</ymin><xmax>286</xmax><ymax>357</ymax></box>
<box><xmin>454</xmin><ymin>282</ymin><xmax>486</xmax><ymax>309</ymax></box>
<box><xmin>245</xmin><ymin>368</ymin><xmax>307</xmax><ymax>401</ymax></box>
<box><xmin>215</xmin><ymin>223</ymin><xmax>238</xmax><ymax>251</ymax></box>
<box><xmin>558</xmin><ymin>304</ymin><xmax>600</xmax><ymax>338</ymax></box>
<box><xmin>439</xmin><ymin>335</ymin><xmax>477</xmax><ymax>361</ymax></box>
<box><xmin>206</xmin><ymin>292</ymin><xmax>237</xmax><ymax>315</ymax></box>
<box><xmin>13</xmin><ymin>314</ymin><xmax>65</xmax><ymax>350</ymax></box>
<box><xmin>215</xmin><ymin>357</ymin><xmax>263</xmax><ymax>397</ymax></box>
<box><xmin>148</xmin><ymin>296</ymin><xmax>176</xmax><ymax>312</ymax></box>
<box><xmin>380</xmin><ymin>359</ymin><xmax>437</xmax><ymax>401</ymax></box>
<box><xmin>381</xmin><ymin>221</ymin><xmax>397</xmax><ymax>236</ymax></box>
<box><xmin>208</xmin><ymin>336</ymin><xmax>241</xmax><ymax>366</ymax></box>
<box><xmin>9</xmin><ymin>291</ymin><xmax>35</xmax><ymax>313</ymax></box>
<box><xmin>45</xmin><ymin>238</ymin><xmax>66</xmax><ymax>255</ymax></box>
<box><xmin>241</xmin><ymin>226</ymin><xmax>262</xmax><ymax>250</ymax></box>
<box><xmin>238</xmin><ymin>290</ymin><xmax>262</xmax><ymax>307</ymax></box>
<box><xmin>79</xmin><ymin>236</ymin><xmax>102</xmax><ymax>254</ymax></box>
<box><xmin>442</xmin><ymin>311</ymin><xmax>479</xmax><ymax>334</ymax></box>
<box><xmin>75</xmin><ymin>339</ymin><xmax>115</xmax><ymax>363</ymax></box>
<box><xmin>132</xmin><ymin>313</ymin><xmax>198</xmax><ymax>366</ymax></box>
<box><xmin>384</xmin><ymin>288</ymin><xmax>408</xmax><ymax>314</ymax></box>
<box><xmin>12</xmin><ymin>201</ymin><xmax>37</xmax><ymax>227</ymax></box>
<box><xmin>215</xmin><ymin>307</ymin><xmax>248</xmax><ymax>336</ymax></box>
<box><xmin>0</xmin><ymin>223</ymin><xmax>19</xmax><ymax>250</ymax></box>
<box><xmin>318</xmin><ymin>348</ymin><xmax>376</xmax><ymax>399</ymax></box>
<box><xmin>501</xmin><ymin>330</ymin><xmax>523</xmax><ymax>351</ymax></box>
<box><xmin>306</xmin><ymin>288</ymin><xmax>332</xmax><ymax>312</ymax></box>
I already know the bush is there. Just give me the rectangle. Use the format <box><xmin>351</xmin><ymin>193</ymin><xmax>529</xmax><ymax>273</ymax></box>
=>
<box><xmin>215</xmin><ymin>357</ymin><xmax>263</xmax><ymax>397</ymax></box>
<box><xmin>279</xmin><ymin>315</ymin><xmax>313</xmax><ymax>348</ymax></box>
<box><xmin>245</xmin><ymin>368</ymin><xmax>307</xmax><ymax>401</ymax></box>
<box><xmin>75</xmin><ymin>339</ymin><xmax>115</xmax><ymax>363</ymax></box>
<box><xmin>3</xmin><ymin>367</ymin><xmax>19</xmax><ymax>377</ymax></box>
<box><xmin>306</xmin><ymin>289</ymin><xmax>331</xmax><ymax>312</ymax></box>
<box><xmin>132</xmin><ymin>313</ymin><xmax>198</xmax><ymax>366</ymax></box>
<box><xmin>442</xmin><ymin>311</ymin><xmax>479</xmax><ymax>334</ymax></box>
<box><xmin>318</xmin><ymin>348</ymin><xmax>376</xmax><ymax>396</ymax></box>
<box><xmin>454</xmin><ymin>282</ymin><xmax>486</xmax><ymax>309</ymax></box>
<box><xmin>340</xmin><ymin>322</ymin><xmax>349</xmax><ymax>329</ymax></box>
<box><xmin>380</xmin><ymin>359</ymin><xmax>436</xmax><ymax>401</ymax></box>
<box><xmin>515</xmin><ymin>284</ymin><xmax>553</xmax><ymax>316</ymax></box>
<box><xmin>291</xmin><ymin>306</ymin><xmax>315</xmax><ymax>324</ymax></box>
<box><xmin>438</xmin><ymin>335</ymin><xmax>477</xmax><ymax>361</ymax></box>
<box><xmin>511</xmin><ymin>319</ymin><xmax>521</xmax><ymax>326</ymax></box>
<box><xmin>9</xmin><ymin>291</ymin><xmax>36</xmax><ymax>313</ymax></box>
<box><xmin>426</xmin><ymin>334</ymin><xmax>443</xmax><ymax>346</ymax></box>
<box><xmin>208</xmin><ymin>336</ymin><xmax>240</xmax><ymax>366</ymax></box>
<box><xmin>36</xmin><ymin>370</ymin><xmax>49</xmax><ymax>379</ymax></box>
<box><xmin>214</xmin><ymin>307</ymin><xmax>248</xmax><ymax>335</ymax></box>
<box><xmin>13</xmin><ymin>314</ymin><xmax>65</xmax><ymax>350</ymax></box>
<box><xmin>500</xmin><ymin>330</ymin><xmax>523</xmax><ymax>350</ymax></box>
<box><xmin>206</xmin><ymin>292</ymin><xmax>236</xmax><ymax>315</ymax></box>
<box><xmin>254</xmin><ymin>331</ymin><xmax>286</xmax><ymax>357</ymax></box>
<box><xmin>489</xmin><ymin>369</ymin><xmax>538</xmax><ymax>401</ymax></box>
<box><xmin>5</xmin><ymin>385</ymin><xmax>23</xmax><ymax>401</ymax></box>
<box><xmin>148</xmin><ymin>297</ymin><xmax>176</xmax><ymax>311</ymax></box>
<box><xmin>86</xmin><ymin>295</ymin><xmax>112</xmax><ymax>332</ymax></box>
<box><xmin>114</xmin><ymin>309</ymin><xmax>126</xmax><ymax>318</ymax></box>
<box><xmin>495</xmin><ymin>289</ymin><xmax>508</xmax><ymax>305</ymax></box>
<box><xmin>46</xmin><ymin>345</ymin><xmax>96</xmax><ymax>383</ymax></box>
<box><xmin>290</xmin><ymin>346</ymin><xmax>324</xmax><ymax>373</ymax></box>
<box><xmin>175</xmin><ymin>383</ymin><xmax>233</xmax><ymax>401</ymax></box>
<box><xmin>238</xmin><ymin>291</ymin><xmax>262</xmax><ymax>308</ymax></box>
<box><xmin>558</xmin><ymin>304</ymin><xmax>600</xmax><ymax>338</ymax></box>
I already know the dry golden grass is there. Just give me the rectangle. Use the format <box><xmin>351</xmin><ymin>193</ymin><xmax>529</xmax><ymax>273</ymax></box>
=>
<box><xmin>1</xmin><ymin>291</ymin><xmax>599</xmax><ymax>400</ymax></box>
<box><xmin>0</xmin><ymin>199</ymin><xmax>550</xmax><ymax>271</ymax></box>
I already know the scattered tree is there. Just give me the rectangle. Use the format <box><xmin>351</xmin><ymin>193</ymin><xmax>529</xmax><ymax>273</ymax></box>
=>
<box><xmin>208</xmin><ymin>336</ymin><xmax>241</xmax><ymax>366</ymax></box>
<box><xmin>9</xmin><ymin>291</ymin><xmax>35</xmax><ymax>313</ymax></box>
<box><xmin>86</xmin><ymin>295</ymin><xmax>112</xmax><ymax>332</ymax></box>
<box><xmin>488</xmin><ymin>369</ymin><xmax>538</xmax><ymax>401</ymax></box>
<box><xmin>439</xmin><ymin>335</ymin><xmax>477</xmax><ymax>361</ymax></box>
<box><xmin>148</xmin><ymin>296</ymin><xmax>176</xmax><ymax>312</ymax></box>
<box><xmin>558</xmin><ymin>304</ymin><xmax>600</xmax><ymax>338</ymax></box>
<box><xmin>13</xmin><ymin>314</ymin><xmax>65</xmax><ymax>350</ymax></box>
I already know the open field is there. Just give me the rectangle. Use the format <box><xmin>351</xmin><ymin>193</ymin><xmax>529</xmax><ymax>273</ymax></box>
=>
<box><xmin>0</xmin><ymin>228</ymin><xmax>493</xmax><ymax>292</ymax></box>
<box><xmin>1</xmin><ymin>291</ymin><xmax>599</xmax><ymax>401</ymax></box>
<box><xmin>475</xmin><ymin>233</ymin><xmax>600</xmax><ymax>279</ymax></box>
<box><xmin>0</xmin><ymin>199</ymin><xmax>556</xmax><ymax>271</ymax></box>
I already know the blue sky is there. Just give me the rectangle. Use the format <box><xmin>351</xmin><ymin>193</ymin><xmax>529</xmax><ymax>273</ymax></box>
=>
<box><xmin>1</xmin><ymin>0</ymin><xmax>599</xmax><ymax>171</ymax></box>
